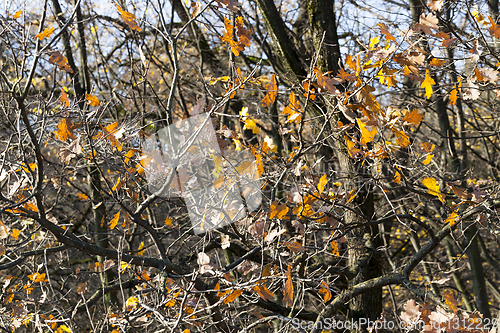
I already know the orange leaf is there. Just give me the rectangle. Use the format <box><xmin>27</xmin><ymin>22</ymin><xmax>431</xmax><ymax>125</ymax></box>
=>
<box><xmin>282</xmin><ymin>92</ymin><xmax>301</xmax><ymax>124</ymax></box>
<box><xmin>283</xmin><ymin>264</ymin><xmax>293</xmax><ymax>307</ymax></box>
<box><xmin>429</xmin><ymin>58</ymin><xmax>445</xmax><ymax>66</ymax></box>
<box><xmin>402</xmin><ymin>109</ymin><xmax>424</xmax><ymax>126</ymax></box>
<box><xmin>253</xmin><ymin>284</ymin><xmax>275</xmax><ymax>301</ymax></box>
<box><xmin>318</xmin><ymin>280</ymin><xmax>332</xmax><ymax>303</ymax></box>
<box><xmin>109</xmin><ymin>211</ymin><xmax>121</xmax><ymax>230</ymax></box>
<box><xmin>261</xmin><ymin>74</ymin><xmax>277</xmax><ymax>107</ymax></box>
<box><xmin>116</xmin><ymin>4</ymin><xmax>142</xmax><ymax>31</ymax></box>
<box><xmin>269</xmin><ymin>201</ymin><xmax>289</xmax><ymax>219</ymax></box>
<box><xmin>422</xmin><ymin>154</ymin><xmax>434</xmax><ymax>165</ymax></box>
<box><xmin>164</xmin><ymin>218</ymin><xmax>173</xmax><ymax>226</ymax></box>
<box><xmin>111</xmin><ymin>177</ymin><xmax>121</xmax><ymax>192</ymax></box>
<box><xmin>357</xmin><ymin>118</ymin><xmax>377</xmax><ymax>145</ymax></box>
<box><xmin>445</xmin><ymin>210</ymin><xmax>459</xmax><ymax>226</ymax></box>
<box><xmin>443</xmin><ymin>290</ymin><xmax>458</xmax><ymax>313</ymax></box>
<box><xmin>13</xmin><ymin>10</ymin><xmax>21</xmax><ymax>19</ymax></box>
<box><xmin>54</xmin><ymin>118</ymin><xmax>76</xmax><ymax>141</ymax></box>
<box><xmin>35</xmin><ymin>26</ymin><xmax>54</xmax><ymax>40</ymax></box>
<box><xmin>222</xmin><ymin>289</ymin><xmax>242</xmax><ymax>304</ymax></box>
<box><xmin>59</xmin><ymin>89</ymin><xmax>69</xmax><ymax>107</ymax></box>
<box><xmin>11</xmin><ymin>229</ymin><xmax>20</xmax><ymax>241</ymax></box>
<box><xmin>85</xmin><ymin>94</ymin><xmax>100</xmax><ymax>107</ymax></box>
<box><xmin>449</xmin><ymin>88</ymin><xmax>458</xmax><ymax>105</ymax></box>
<box><xmin>76</xmin><ymin>193</ymin><xmax>88</xmax><ymax>200</ymax></box>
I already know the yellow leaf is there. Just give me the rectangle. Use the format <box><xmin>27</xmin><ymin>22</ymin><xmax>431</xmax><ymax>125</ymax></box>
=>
<box><xmin>394</xmin><ymin>171</ymin><xmax>401</xmax><ymax>184</ymax></box>
<box><xmin>422</xmin><ymin>177</ymin><xmax>446</xmax><ymax>203</ymax></box>
<box><xmin>76</xmin><ymin>193</ymin><xmax>88</xmax><ymax>200</ymax></box>
<box><xmin>55</xmin><ymin>325</ymin><xmax>72</xmax><ymax>333</ymax></box>
<box><xmin>109</xmin><ymin>211</ymin><xmax>120</xmax><ymax>230</ymax></box>
<box><xmin>347</xmin><ymin>188</ymin><xmax>357</xmax><ymax>203</ymax></box>
<box><xmin>182</xmin><ymin>330</ymin><xmax>190</xmax><ymax>333</ymax></box>
<box><xmin>138</xmin><ymin>242</ymin><xmax>145</xmax><ymax>255</ymax></box>
<box><xmin>357</xmin><ymin>118</ymin><xmax>377</xmax><ymax>145</ymax></box>
<box><xmin>421</xmin><ymin>69</ymin><xmax>435</xmax><ymax>99</ymax></box>
<box><xmin>222</xmin><ymin>289</ymin><xmax>242</xmax><ymax>304</ymax></box>
<box><xmin>125</xmin><ymin>296</ymin><xmax>139</xmax><ymax>311</ymax></box>
<box><xmin>423</xmin><ymin>154</ymin><xmax>434</xmax><ymax>165</ymax></box>
<box><xmin>120</xmin><ymin>261</ymin><xmax>131</xmax><ymax>272</ymax></box>
<box><xmin>111</xmin><ymin>177</ymin><xmax>121</xmax><ymax>192</ymax></box>
<box><xmin>429</xmin><ymin>58</ymin><xmax>446</xmax><ymax>66</ymax></box>
<box><xmin>35</xmin><ymin>26</ymin><xmax>55</xmax><ymax>40</ymax></box>
<box><xmin>269</xmin><ymin>201</ymin><xmax>289</xmax><ymax>219</ymax></box>
<box><xmin>317</xmin><ymin>174</ymin><xmax>328</xmax><ymax>193</ymax></box>
<box><xmin>445</xmin><ymin>210</ymin><xmax>459</xmax><ymax>226</ymax></box>
<box><xmin>13</xmin><ymin>10</ymin><xmax>21</xmax><ymax>19</ymax></box>
<box><xmin>283</xmin><ymin>264</ymin><xmax>293</xmax><ymax>307</ymax></box>
<box><xmin>85</xmin><ymin>94</ymin><xmax>100</xmax><ymax>106</ymax></box>
<box><xmin>318</xmin><ymin>280</ymin><xmax>332</xmax><ymax>303</ymax></box>
<box><xmin>164</xmin><ymin>218</ymin><xmax>173</xmax><ymax>226</ymax></box>
<box><xmin>369</xmin><ymin>36</ymin><xmax>380</xmax><ymax>49</ymax></box>
<box><xmin>243</xmin><ymin>118</ymin><xmax>260</xmax><ymax>134</ymax></box>
<box><xmin>28</xmin><ymin>272</ymin><xmax>48</xmax><ymax>283</ymax></box>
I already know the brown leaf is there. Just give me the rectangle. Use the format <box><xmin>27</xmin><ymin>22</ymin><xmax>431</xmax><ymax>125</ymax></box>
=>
<box><xmin>253</xmin><ymin>284</ymin><xmax>275</xmax><ymax>301</ymax></box>
<box><xmin>416</xmin><ymin>13</ymin><xmax>439</xmax><ymax>35</ymax></box>
<box><xmin>283</xmin><ymin>241</ymin><xmax>305</xmax><ymax>253</ymax></box>
<box><xmin>427</xmin><ymin>0</ymin><xmax>443</xmax><ymax>11</ymax></box>
<box><xmin>222</xmin><ymin>289</ymin><xmax>242</xmax><ymax>304</ymax></box>
<box><xmin>283</xmin><ymin>264</ymin><xmax>293</xmax><ymax>307</ymax></box>
<box><xmin>261</xmin><ymin>74</ymin><xmax>277</xmax><ymax>107</ymax></box>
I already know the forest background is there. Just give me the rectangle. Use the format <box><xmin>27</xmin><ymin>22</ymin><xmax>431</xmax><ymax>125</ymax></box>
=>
<box><xmin>1</xmin><ymin>0</ymin><xmax>500</xmax><ymax>332</ymax></box>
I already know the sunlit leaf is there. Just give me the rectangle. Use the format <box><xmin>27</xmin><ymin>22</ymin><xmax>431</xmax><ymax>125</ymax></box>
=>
<box><xmin>116</xmin><ymin>4</ymin><xmax>142</xmax><ymax>31</ymax></box>
<box><xmin>318</xmin><ymin>280</ymin><xmax>332</xmax><ymax>303</ymax></box>
<box><xmin>109</xmin><ymin>211</ymin><xmax>121</xmax><ymax>230</ymax></box>
<box><xmin>357</xmin><ymin>118</ymin><xmax>377</xmax><ymax>145</ymax></box>
<box><xmin>222</xmin><ymin>289</ymin><xmax>242</xmax><ymax>304</ymax></box>
<box><xmin>85</xmin><ymin>94</ymin><xmax>100</xmax><ymax>107</ymax></box>
<box><xmin>261</xmin><ymin>74</ymin><xmax>277</xmax><ymax>107</ymax></box>
<box><xmin>317</xmin><ymin>174</ymin><xmax>328</xmax><ymax>193</ymax></box>
<box><xmin>422</xmin><ymin>177</ymin><xmax>446</xmax><ymax>203</ymax></box>
<box><xmin>13</xmin><ymin>10</ymin><xmax>21</xmax><ymax>19</ymax></box>
<box><xmin>253</xmin><ymin>284</ymin><xmax>274</xmax><ymax>301</ymax></box>
<box><xmin>269</xmin><ymin>201</ymin><xmax>288</xmax><ymax>219</ymax></box>
<box><xmin>35</xmin><ymin>26</ymin><xmax>54</xmax><ymax>40</ymax></box>
<box><xmin>421</xmin><ymin>70</ymin><xmax>435</xmax><ymax>99</ymax></box>
<box><xmin>402</xmin><ymin>109</ymin><xmax>423</xmax><ymax>126</ymax></box>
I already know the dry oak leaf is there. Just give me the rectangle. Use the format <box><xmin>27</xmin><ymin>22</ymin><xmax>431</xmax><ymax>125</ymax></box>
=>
<box><xmin>35</xmin><ymin>26</ymin><xmax>54</xmax><ymax>40</ymax></box>
<box><xmin>223</xmin><ymin>289</ymin><xmax>242</xmax><ymax>304</ymax></box>
<box><xmin>378</xmin><ymin>23</ymin><xmax>397</xmax><ymax>42</ymax></box>
<box><xmin>261</xmin><ymin>74</ymin><xmax>277</xmax><ymax>107</ymax></box>
<box><xmin>400</xmin><ymin>299</ymin><xmax>421</xmax><ymax>323</ymax></box>
<box><xmin>59</xmin><ymin>89</ymin><xmax>69</xmax><ymax>107</ymax></box>
<box><xmin>318</xmin><ymin>280</ymin><xmax>332</xmax><ymax>303</ymax></box>
<box><xmin>489</xmin><ymin>16</ymin><xmax>500</xmax><ymax>38</ymax></box>
<box><xmin>54</xmin><ymin>118</ymin><xmax>76</xmax><ymax>141</ymax></box>
<box><xmin>214</xmin><ymin>0</ymin><xmax>242</xmax><ymax>12</ymax></box>
<box><xmin>48</xmin><ymin>51</ymin><xmax>73</xmax><ymax>73</ymax></box>
<box><xmin>283</xmin><ymin>264</ymin><xmax>293</xmax><ymax>307</ymax></box>
<box><xmin>116</xmin><ymin>4</ymin><xmax>141</xmax><ymax>31</ymax></box>
<box><xmin>417</xmin><ymin>13</ymin><xmax>439</xmax><ymax>35</ymax></box>
<box><xmin>85</xmin><ymin>94</ymin><xmax>100</xmax><ymax>106</ymax></box>
<box><xmin>269</xmin><ymin>201</ymin><xmax>289</xmax><ymax>219</ymax></box>
<box><xmin>402</xmin><ymin>109</ymin><xmax>424</xmax><ymax>126</ymax></box>
<box><xmin>283</xmin><ymin>241</ymin><xmax>305</xmax><ymax>253</ymax></box>
<box><xmin>253</xmin><ymin>284</ymin><xmax>275</xmax><ymax>301</ymax></box>
<box><xmin>428</xmin><ymin>0</ymin><xmax>443</xmax><ymax>11</ymax></box>
<box><xmin>357</xmin><ymin>118</ymin><xmax>377</xmax><ymax>145</ymax></box>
